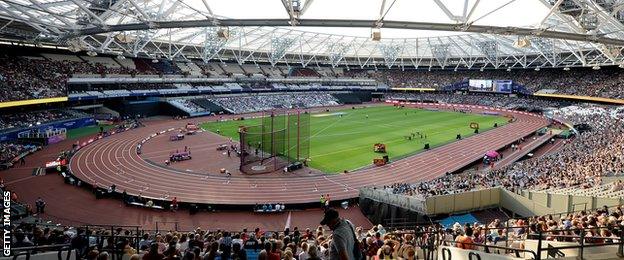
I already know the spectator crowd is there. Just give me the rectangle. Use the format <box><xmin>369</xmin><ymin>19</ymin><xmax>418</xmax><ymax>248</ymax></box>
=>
<box><xmin>385</xmin><ymin>92</ymin><xmax>561</xmax><ymax>111</ymax></box>
<box><xmin>169</xmin><ymin>99</ymin><xmax>209</xmax><ymax>114</ymax></box>
<box><xmin>9</xmin><ymin>204</ymin><xmax>624</xmax><ymax>260</ymax></box>
<box><xmin>0</xmin><ymin>55</ymin><xmax>69</xmax><ymax>102</ymax></box>
<box><xmin>0</xmin><ymin>142</ymin><xmax>38</xmax><ymax>167</ymax></box>
<box><xmin>0</xmin><ymin>109</ymin><xmax>88</xmax><ymax>131</ymax></box>
<box><xmin>347</xmin><ymin>67</ymin><xmax>624</xmax><ymax>99</ymax></box>
<box><xmin>378</xmin><ymin>101</ymin><xmax>624</xmax><ymax>200</ymax></box>
<box><xmin>4</xmin><ymin>50</ymin><xmax>624</xmax><ymax>103</ymax></box>
<box><xmin>208</xmin><ymin>93</ymin><xmax>340</xmax><ymax>114</ymax></box>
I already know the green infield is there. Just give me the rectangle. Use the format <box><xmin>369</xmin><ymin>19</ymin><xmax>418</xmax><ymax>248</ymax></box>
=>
<box><xmin>67</xmin><ymin>124</ymin><xmax>116</xmax><ymax>139</ymax></box>
<box><xmin>200</xmin><ymin>105</ymin><xmax>508</xmax><ymax>173</ymax></box>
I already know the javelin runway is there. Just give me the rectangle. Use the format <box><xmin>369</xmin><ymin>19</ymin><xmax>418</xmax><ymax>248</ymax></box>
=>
<box><xmin>69</xmin><ymin>103</ymin><xmax>550</xmax><ymax>205</ymax></box>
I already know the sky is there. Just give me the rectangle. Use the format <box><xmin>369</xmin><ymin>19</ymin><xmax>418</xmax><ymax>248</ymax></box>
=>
<box><xmin>192</xmin><ymin>0</ymin><xmax>552</xmax><ymax>38</ymax></box>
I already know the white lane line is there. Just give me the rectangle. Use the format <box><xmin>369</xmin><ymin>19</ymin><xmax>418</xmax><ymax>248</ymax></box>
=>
<box><xmin>284</xmin><ymin>211</ymin><xmax>292</xmax><ymax>230</ymax></box>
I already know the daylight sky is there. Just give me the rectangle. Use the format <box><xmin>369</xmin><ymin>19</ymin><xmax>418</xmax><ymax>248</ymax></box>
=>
<box><xmin>195</xmin><ymin>0</ymin><xmax>552</xmax><ymax>38</ymax></box>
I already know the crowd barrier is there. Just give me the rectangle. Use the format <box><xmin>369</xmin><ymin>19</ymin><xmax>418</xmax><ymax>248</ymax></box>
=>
<box><xmin>362</xmin><ymin>185</ymin><xmax>624</xmax><ymax>219</ymax></box>
<box><xmin>359</xmin><ymin>187</ymin><xmax>427</xmax><ymax>214</ymax></box>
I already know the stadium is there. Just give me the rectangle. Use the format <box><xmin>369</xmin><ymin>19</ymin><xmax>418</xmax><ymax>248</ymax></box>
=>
<box><xmin>2</xmin><ymin>0</ymin><xmax>624</xmax><ymax>259</ymax></box>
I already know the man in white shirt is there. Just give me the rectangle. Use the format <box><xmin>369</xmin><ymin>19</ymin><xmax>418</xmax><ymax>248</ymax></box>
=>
<box><xmin>298</xmin><ymin>242</ymin><xmax>310</xmax><ymax>260</ymax></box>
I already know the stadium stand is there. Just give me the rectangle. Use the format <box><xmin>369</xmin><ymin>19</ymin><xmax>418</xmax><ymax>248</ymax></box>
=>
<box><xmin>7</xmin><ymin>203</ymin><xmax>624</xmax><ymax>260</ymax></box>
<box><xmin>241</xmin><ymin>64</ymin><xmax>263</xmax><ymax>75</ymax></box>
<box><xmin>385</xmin><ymin>92</ymin><xmax>561</xmax><ymax>110</ymax></box>
<box><xmin>167</xmin><ymin>99</ymin><xmax>210</xmax><ymax>116</ymax></box>
<box><xmin>206</xmin><ymin>92</ymin><xmax>340</xmax><ymax>114</ymax></box>
<box><xmin>9</xmin><ymin>1</ymin><xmax>624</xmax><ymax>259</ymax></box>
<box><xmin>0</xmin><ymin>55</ymin><xmax>69</xmax><ymax>102</ymax></box>
<box><xmin>0</xmin><ymin>110</ymin><xmax>88</xmax><ymax>131</ymax></box>
<box><xmin>377</xmin><ymin>102</ymin><xmax>624</xmax><ymax>201</ymax></box>
<box><xmin>198</xmin><ymin>62</ymin><xmax>227</xmax><ymax>77</ymax></box>
<box><xmin>150</xmin><ymin>60</ymin><xmax>182</xmax><ymax>75</ymax></box>
<box><xmin>221</xmin><ymin>63</ymin><xmax>245</xmax><ymax>76</ymax></box>
<box><xmin>362</xmin><ymin>67</ymin><xmax>624</xmax><ymax>98</ymax></box>
<box><xmin>190</xmin><ymin>98</ymin><xmax>227</xmax><ymax>114</ymax></box>
<box><xmin>290</xmin><ymin>67</ymin><xmax>322</xmax><ymax>77</ymax></box>
<box><xmin>7</xmin><ymin>49</ymin><xmax>624</xmax><ymax>103</ymax></box>
<box><xmin>0</xmin><ymin>142</ymin><xmax>39</xmax><ymax>168</ymax></box>
<box><xmin>175</xmin><ymin>62</ymin><xmax>203</xmax><ymax>77</ymax></box>
<box><xmin>133</xmin><ymin>59</ymin><xmax>160</xmax><ymax>74</ymax></box>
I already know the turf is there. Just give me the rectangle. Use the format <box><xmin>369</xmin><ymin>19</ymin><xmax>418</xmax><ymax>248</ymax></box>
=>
<box><xmin>200</xmin><ymin>106</ymin><xmax>508</xmax><ymax>173</ymax></box>
<box><xmin>67</xmin><ymin>124</ymin><xmax>115</xmax><ymax>139</ymax></box>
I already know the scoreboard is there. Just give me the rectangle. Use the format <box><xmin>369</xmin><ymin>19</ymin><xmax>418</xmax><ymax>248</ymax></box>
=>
<box><xmin>468</xmin><ymin>79</ymin><xmax>512</xmax><ymax>93</ymax></box>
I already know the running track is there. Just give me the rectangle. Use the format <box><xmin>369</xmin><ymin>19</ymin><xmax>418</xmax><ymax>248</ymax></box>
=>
<box><xmin>69</xmin><ymin>103</ymin><xmax>550</xmax><ymax>205</ymax></box>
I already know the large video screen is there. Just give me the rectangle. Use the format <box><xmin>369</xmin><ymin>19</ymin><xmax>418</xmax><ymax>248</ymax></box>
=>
<box><xmin>468</xmin><ymin>79</ymin><xmax>493</xmax><ymax>92</ymax></box>
<box><xmin>468</xmin><ymin>79</ymin><xmax>512</xmax><ymax>93</ymax></box>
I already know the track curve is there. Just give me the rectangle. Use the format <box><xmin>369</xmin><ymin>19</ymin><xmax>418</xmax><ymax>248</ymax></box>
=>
<box><xmin>69</xmin><ymin>103</ymin><xmax>550</xmax><ymax>205</ymax></box>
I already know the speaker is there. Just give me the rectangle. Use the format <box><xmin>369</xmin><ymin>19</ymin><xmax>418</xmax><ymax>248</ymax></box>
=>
<box><xmin>474</xmin><ymin>129</ymin><xmax>479</xmax><ymax>134</ymax></box>
<box><xmin>424</xmin><ymin>143</ymin><xmax>430</xmax><ymax>150</ymax></box>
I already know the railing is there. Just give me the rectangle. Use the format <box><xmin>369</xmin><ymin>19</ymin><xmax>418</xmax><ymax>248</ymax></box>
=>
<box><xmin>7</xmin><ymin>244</ymin><xmax>74</xmax><ymax>260</ymax></box>
<box><xmin>9</xmin><ymin>221</ymin><xmax>624</xmax><ymax>260</ymax></box>
<box><xmin>400</xmin><ymin>224</ymin><xmax>624</xmax><ymax>260</ymax></box>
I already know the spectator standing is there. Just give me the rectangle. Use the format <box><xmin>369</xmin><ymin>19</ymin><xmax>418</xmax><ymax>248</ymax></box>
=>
<box><xmin>320</xmin><ymin>209</ymin><xmax>359</xmax><ymax>260</ymax></box>
<box><xmin>142</xmin><ymin>243</ymin><xmax>165</xmax><ymax>260</ymax></box>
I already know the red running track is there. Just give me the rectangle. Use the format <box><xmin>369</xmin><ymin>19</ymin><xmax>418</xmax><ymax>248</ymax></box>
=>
<box><xmin>69</xmin><ymin>103</ymin><xmax>550</xmax><ymax>205</ymax></box>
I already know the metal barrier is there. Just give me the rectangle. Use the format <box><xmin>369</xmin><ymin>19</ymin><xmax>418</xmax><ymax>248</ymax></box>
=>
<box><xmin>389</xmin><ymin>223</ymin><xmax>624</xmax><ymax>260</ymax></box>
<box><xmin>8</xmin><ymin>244</ymin><xmax>73</xmax><ymax>260</ymax></box>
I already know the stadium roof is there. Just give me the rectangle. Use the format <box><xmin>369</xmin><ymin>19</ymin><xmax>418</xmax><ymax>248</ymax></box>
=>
<box><xmin>2</xmin><ymin>0</ymin><xmax>624</xmax><ymax>69</ymax></box>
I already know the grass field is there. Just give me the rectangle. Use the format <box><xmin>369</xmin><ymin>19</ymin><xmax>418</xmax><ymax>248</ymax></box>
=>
<box><xmin>201</xmin><ymin>106</ymin><xmax>508</xmax><ymax>173</ymax></box>
<box><xmin>67</xmin><ymin>124</ymin><xmax>116</xmax><ymax>139</ymax></box>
